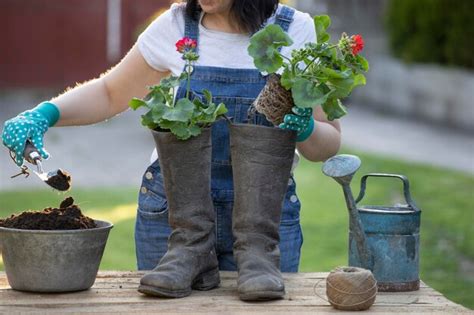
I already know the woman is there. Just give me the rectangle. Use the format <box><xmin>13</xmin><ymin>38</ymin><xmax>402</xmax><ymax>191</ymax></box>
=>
<box><xmin>2</xmin><ymin>0</ymin><xmax>341</xmax><ymax>300</ymax></box>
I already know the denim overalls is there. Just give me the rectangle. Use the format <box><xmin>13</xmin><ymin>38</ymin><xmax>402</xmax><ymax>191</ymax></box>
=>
<box><xmin>135</xmin><ymin>5</ymin><xmax>303</xmax><ymax>272</ymax></box>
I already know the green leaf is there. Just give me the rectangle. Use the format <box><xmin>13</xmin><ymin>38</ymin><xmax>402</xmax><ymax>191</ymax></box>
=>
<box><xmin>316</xmin><ymin>15</ymin><xmax>331</xmax><ymax>30</ymax></box>
<box><xmin>158</xmin><ymin>119</ymin><xmax>174</xmax><ymax>129</ymax></box>
<box><xmin>176</xmin><ymin>97</ymin><xmax>194</xmax><ymax>110</ymax></box>
<box><xmin>129</xmin><ymin>98</ymin><xmax>146</xmax><ymax>110</ymax></box>
<box><xmin>151</xmin><ymin>104</ymin><xmax>166</xmax><ymax>121</ymax></box>
<box><xmin>320</xmin><ymin>68</ymin><xmax>351</xmax><ymax>79</ymax></box>
<box><xmin>162</xmin><ymin>98</ymin><xmax>194</xmax><ymax>122</ymax></box>
<box><xmin>356</xmin><ymin>55</ymin><xmax>370</xmax><ymax>71</ymax></box>
<box><xmin>203</xmin><ymin>89</ymin><xmax>213</xmax><ymax>104</ymax></box>
<box><xmin>280</xmin><ymin>68</ymin><xmax>296</xmax><ymax>90</ymax></box>
<box><xmin>327</xmin><ymin>76</ymin><xmax>355</xmax><ymax>98</ymax></box>
<box><xmin>215</xmin><ymin>103</ymin><xmax>228</xmax><ymax>116</ymax></box>
<box><xmin>353</xmin><ymin>74</ymin><xmax>366</xmax><ymax>87</ymax></box>
<box><xmin>292</xmin><ymin>78</ymin><xmax>331</xmax><ymax>108</ymax></box>
<box><xmin>248</xmin><ymin>24</ymin><xmax>293</xmax><ymax>73</ymax></box>
<box><xmin>314</xmin><ymin>15</ymin><xmax>331</xmax><ymax>43</ymax></box>
<box><xmin>203</xmin><ymin>103</ymin><xmax>216</xmax><ymax>115</ymax></box>
<box><xmin>160</xmin><ymin>74</ymin><xmax>185</xmax><ymax>89</ymax></box>
<box><xmin>142</xmin><ymin>87</ymin><xmax>168</xmax><ymax>108</ymax></box>
<box><xmin>188</xmin><ymin>125</ymin><xmax>202</xmax><ymax>137</ymax></box>
<box><xmin>319</xmin><ymin>33</ymin><xmax>330</xmax><ymax>43</ymax></box>
<box><xmin>192</xmin><ymin>97</ymin><xmax>206</xmax><ymax>109</ymax></box>
<box><xmin>170</xmin><ymin>122</ymin><xmax>191</xmax><ymax>140</ymax></box>
<box><xmin>330</xmin><ymin>46</ymin><xmax>338</xmax><ymax>60</ymax></box>
<box><xmin>140</xmin><ymin>111</ymin><xmax>158</xmax><ymax>129</ymax></box>
<box><xmin>322</xmin><ymin>98</ymin><xmax>347</xmax><ymax>121</ymax></box>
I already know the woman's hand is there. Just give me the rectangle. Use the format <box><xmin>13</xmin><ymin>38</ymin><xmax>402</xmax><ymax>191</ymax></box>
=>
<box><xmin>2</xmin><ymin>102</ymin><xmax>59</xmax><ymax>166</ymax></box>
<box><xmin>291</xmin><ymin>106</ymin><xmax>342</xmax><ymax>162</ymax></box>
<box><xmin>279</xmin><ymin>107</ymin><xmax>315</xmax><ymax>142</ymax></box>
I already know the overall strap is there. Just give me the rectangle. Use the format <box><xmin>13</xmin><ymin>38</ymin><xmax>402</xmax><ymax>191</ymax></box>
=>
<box><xmin>184</xmin><ymin>11</ymin><xmax>200</xmax><ymax>53</ymax></box>
<box><xmin>274</xmin><ymin>5</ymin><xmax>295</xmax><ymax>33</ymax></box>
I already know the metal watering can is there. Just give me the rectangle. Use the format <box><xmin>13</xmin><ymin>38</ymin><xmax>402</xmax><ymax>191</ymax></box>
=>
<box><xmin>322</xmin><ymin>154</ymin><xmax>421</xmax><ymax>292</ymax></box>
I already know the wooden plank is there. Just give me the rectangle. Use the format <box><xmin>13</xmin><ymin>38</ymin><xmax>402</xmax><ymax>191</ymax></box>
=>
<box><xmin>0</xmin><ymin>272</ymin><xmax>470</xmax><ymax>314</ymax></box>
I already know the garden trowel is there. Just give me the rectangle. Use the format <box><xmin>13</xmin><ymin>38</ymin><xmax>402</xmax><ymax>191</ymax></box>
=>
<box><xmin>19</xmin><ymin>140</ymin><xmax>71</xmax><ymax>191</ymax></box>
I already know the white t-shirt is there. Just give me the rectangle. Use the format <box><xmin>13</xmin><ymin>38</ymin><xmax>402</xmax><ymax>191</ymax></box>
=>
<box><xmin>137</xmin><ymin>3</ymin><xmax>317</xmax><ymax>168</ymax></box>
<box><xmin>137</xmin><ymin>3</ymin><xmax>316</xmax><ymax>75</ymax></box>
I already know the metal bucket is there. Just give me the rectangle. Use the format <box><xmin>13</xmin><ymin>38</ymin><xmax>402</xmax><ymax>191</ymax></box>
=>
<box><xmin>0</xmin><ymin>220</ymin><xmax>113</xmax><ymax>292</ymax></box>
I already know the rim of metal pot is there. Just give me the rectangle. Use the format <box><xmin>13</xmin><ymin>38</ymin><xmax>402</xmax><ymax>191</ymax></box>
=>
<box><xmin>0</xmin><ymin>219</ymin><xmax>113</xmax><ymax>234</ymax></box>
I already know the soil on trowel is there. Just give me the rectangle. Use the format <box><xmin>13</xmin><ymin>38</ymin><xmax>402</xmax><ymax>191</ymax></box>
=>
<box><xmin>46</xmin><ymin>169</ymin><xmax>72</xmax><ymax>191</ymax></box>
<box><xmin>0</xmin><ymin>197</ymin><xmax>97</xmax><ymax>230</ymax></box>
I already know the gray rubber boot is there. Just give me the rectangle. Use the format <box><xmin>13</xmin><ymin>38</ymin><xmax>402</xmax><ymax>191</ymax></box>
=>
<box><xmin>138</xmin><ymin>128</ymin><xmax>220</xmax><ymax>298</ymax></box>
<box><xmin>229</xmin><ymin>123</ymin><xmax>296</xmax><ymax>301</ymax></box>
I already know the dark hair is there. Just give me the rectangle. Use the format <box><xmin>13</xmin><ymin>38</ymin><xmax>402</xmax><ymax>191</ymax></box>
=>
<box><xmin>185</xmin><ymin>0</ymin><xmax>279</xmax><ymax>34</ymax></box>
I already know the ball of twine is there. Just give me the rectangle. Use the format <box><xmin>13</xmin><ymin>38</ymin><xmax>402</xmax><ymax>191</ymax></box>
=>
<box><xmin>326</xmin><ymin>266</ymin><xmax>377</xmax><ymax>311</ymax></box>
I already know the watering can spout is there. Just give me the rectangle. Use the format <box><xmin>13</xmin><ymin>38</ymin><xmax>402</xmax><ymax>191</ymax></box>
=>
<box><xmin>322</xmin><ymin>154</ymin><xmax>361</xmax><ymax>185</ymax></box>
<box><xmin>322</xmin><ymin>155</ymin><xmax>374</xmax><ymax>270</ymax></box>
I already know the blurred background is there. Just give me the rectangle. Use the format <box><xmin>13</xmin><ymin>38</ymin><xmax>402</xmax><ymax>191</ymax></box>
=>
<box><xmin>0</xmin><ymin>0</ymin><xmax>473</xmax><ymax>309</ymax></box>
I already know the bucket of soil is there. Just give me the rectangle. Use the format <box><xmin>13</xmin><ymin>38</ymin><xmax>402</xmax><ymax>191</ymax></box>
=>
<box><xmin>0</xmin><ymin>197</ymin><xmax>113</xmax><ymax>293</ymax></box>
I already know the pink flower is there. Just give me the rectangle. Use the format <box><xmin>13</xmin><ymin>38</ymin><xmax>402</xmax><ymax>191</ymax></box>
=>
<box><xmin>176</xmin><ymin>37</ymin><xmax>197</xmax><ymax>53</ymax></box>
<box><xmin>350</xmin><ymin>35</ymin><xmax>364</xmax><ymax>55</ymax></box>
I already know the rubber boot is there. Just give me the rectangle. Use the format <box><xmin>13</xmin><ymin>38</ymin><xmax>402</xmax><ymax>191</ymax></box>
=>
<box><xmin>138</xmin><ymin>128</ymin><xmax>220</xmax><ymax>298</ymax></box>
<box><xmin>229</xmin><ymin>123</ymin><xmax>296</xmax><ymax>301</ymax></box>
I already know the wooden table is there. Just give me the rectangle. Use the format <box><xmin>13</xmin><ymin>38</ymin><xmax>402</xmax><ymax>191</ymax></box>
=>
<box><xmin>0</xmin><ymin>271</ymin><xmax>470</xmax><ymax>314</ymax></box>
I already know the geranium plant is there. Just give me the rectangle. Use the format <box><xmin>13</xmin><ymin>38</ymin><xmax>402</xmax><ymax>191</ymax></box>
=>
<box><xmin>129</xmin><ymin>37</ymin><xmax>227</xmax><ymax>140</ymax></box>
<box><xmin>248</xmin><ymin>15</ymin><xmax>369</xmax><ymax>121</ymax></box>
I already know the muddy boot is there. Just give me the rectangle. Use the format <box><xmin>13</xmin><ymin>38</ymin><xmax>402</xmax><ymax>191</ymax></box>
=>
<box><xmin>229</xmin><ymin>123</ymin><xmax>296</xmax><ymax>301</ymax></box>
<box><xmin>138</xmin><ymin>128</ymin><xmax>220</xmax><ymax>298</ymax></box>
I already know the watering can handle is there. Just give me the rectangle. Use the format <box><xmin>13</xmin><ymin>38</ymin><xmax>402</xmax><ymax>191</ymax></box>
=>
<box><xmin>354</xmin><ymin>173</ymin><xmax>420</xmax><ymax>211</ymax></box>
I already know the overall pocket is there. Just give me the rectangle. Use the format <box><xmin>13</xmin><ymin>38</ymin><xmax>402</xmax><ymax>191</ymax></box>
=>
<box><xmin>137</xmin><ymin>161</ymin><xmax>168</xmax><ymax>218</ymax></box>
<box><xmin>280</xmin><ymin>175</ymin><xmax>301</xmax><ymax>225</ymax></box>
<box><xmin>279</xmin><ymin>176</ymin><xmax>303</xmax><ymax>272</ymax></box>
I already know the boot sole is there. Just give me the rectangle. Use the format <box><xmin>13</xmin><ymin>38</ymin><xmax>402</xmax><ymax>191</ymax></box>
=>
<box><xmin>239</xmin><ymin>289</ymin><xmax>285</xmax><ymax>301</ymax></box>
<box><xmin>138</xmin><ymin>284</ymin><xmax>191</xmax><ymax>298</ymax></box>
<box><xmin>138</xmin><ymin>268</ymin><xmax>220</xmax><ymax>298</ymax></box>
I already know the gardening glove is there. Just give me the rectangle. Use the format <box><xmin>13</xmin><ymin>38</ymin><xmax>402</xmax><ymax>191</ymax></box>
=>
<box><xmin>2</xmin><ymin>102</ymin><xmax>60</xmax><ymax>166</ymax></box>
<box><xmin>279</xmin><ymin>106</ymin><xmax>315</xmax><ymax>142</ymax></box>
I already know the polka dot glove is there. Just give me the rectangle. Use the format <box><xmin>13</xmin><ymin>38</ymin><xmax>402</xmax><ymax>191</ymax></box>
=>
<box><xmin>279</xmin><ymin>106</ymin><xmax>315</xmax><ymax>142</ymax></box>
<box><xmin>2</xmin><ymin>102</ymin><xmax>59</xmax><ymax>166</ymax></box>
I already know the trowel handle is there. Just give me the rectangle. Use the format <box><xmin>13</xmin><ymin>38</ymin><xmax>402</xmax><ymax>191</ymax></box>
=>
<box><xmin>355</xmin><ymin>173</ymin><xmax>420</xmax><ymax>211</ymax></box>
<box><xmin>23</xmin><ymin>140</ymin><xmax>41</xmax><ymax>165</ymax></box>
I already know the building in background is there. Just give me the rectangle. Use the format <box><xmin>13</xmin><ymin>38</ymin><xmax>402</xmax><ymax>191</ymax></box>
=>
<box><xmin>0</xmin><ymin>0</ymin><xmax>170</xmax><ymax>89</ymax></box>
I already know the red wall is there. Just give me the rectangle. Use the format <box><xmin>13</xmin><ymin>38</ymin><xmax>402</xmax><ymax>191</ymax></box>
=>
<box><xmin>0</xmin><ymin>0</ymin><xmax>170</xmax><ymax>89</ymax></box>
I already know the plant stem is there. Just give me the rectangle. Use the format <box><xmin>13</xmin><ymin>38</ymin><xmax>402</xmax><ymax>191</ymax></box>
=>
<box><xmin>302</xmin><ymin>57</ymin><xmax>318</xmax><ymax>74</ymax></box>
<box><xmin>280</xmin><ymin>53</ymin><xmax>292</xmax><ymax>63</ymax></box>
<box><xmin>186</xmin><ymin>60</ymin><xmax>191</xmax><ymax>99</ymax></box>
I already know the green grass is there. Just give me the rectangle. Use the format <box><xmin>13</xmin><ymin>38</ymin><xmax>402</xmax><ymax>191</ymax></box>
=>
<box><xmin>0</xmin><ymin>150</ymin><xmax>473</xmax><ymax>309</ymax></box>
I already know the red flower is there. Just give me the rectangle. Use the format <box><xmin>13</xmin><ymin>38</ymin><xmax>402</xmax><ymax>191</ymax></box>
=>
<box><xmin>176</xmin><ymin>37</ymin><xmax>197</xmax><ymax>53</ymax></box>
<box><xmin>350</xmin><ymin>34</ymin><xmax>364</xmax><ymax>55</ymax></box>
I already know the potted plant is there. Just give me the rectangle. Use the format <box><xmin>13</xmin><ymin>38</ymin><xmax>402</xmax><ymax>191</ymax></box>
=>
<box><xmin>227</xmin><ymin>15</ymin><xmax>369</xmax><ymax>301</ymax></box>
<box><xmin>248</xmin><ymin>15</ymin><xmax>369</xmax><ymax>124</ymax></box>
<box><xmin>129</xmin><ymin>37</ymin><xmax>227</xmax><ymax>298</ymax></box>
<box><xmin>0</xmin><ymin>197</ymin><xmax>113</xmax><ymax>292</ymax></box>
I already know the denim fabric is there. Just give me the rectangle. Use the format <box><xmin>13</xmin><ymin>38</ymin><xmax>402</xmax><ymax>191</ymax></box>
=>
<box><xmin>135</xmin><ymin>5</ymin><xmax>303</xmax><ymax>272</ymax></box>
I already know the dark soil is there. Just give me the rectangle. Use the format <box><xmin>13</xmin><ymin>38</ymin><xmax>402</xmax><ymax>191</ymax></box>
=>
<box><xmin>46</xmin><ymin>169</ymin><xmax>71</xmax><ymax>191</ymax></box>
<box><xmin>0</xmin><ymin>197</ymin><xmax>97</xmax><ymax>230</ymax></box>
<box><xmin>253</xmin><ymin>73</ymin><xmax>294</xmax><ymax>125</ymax></box>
